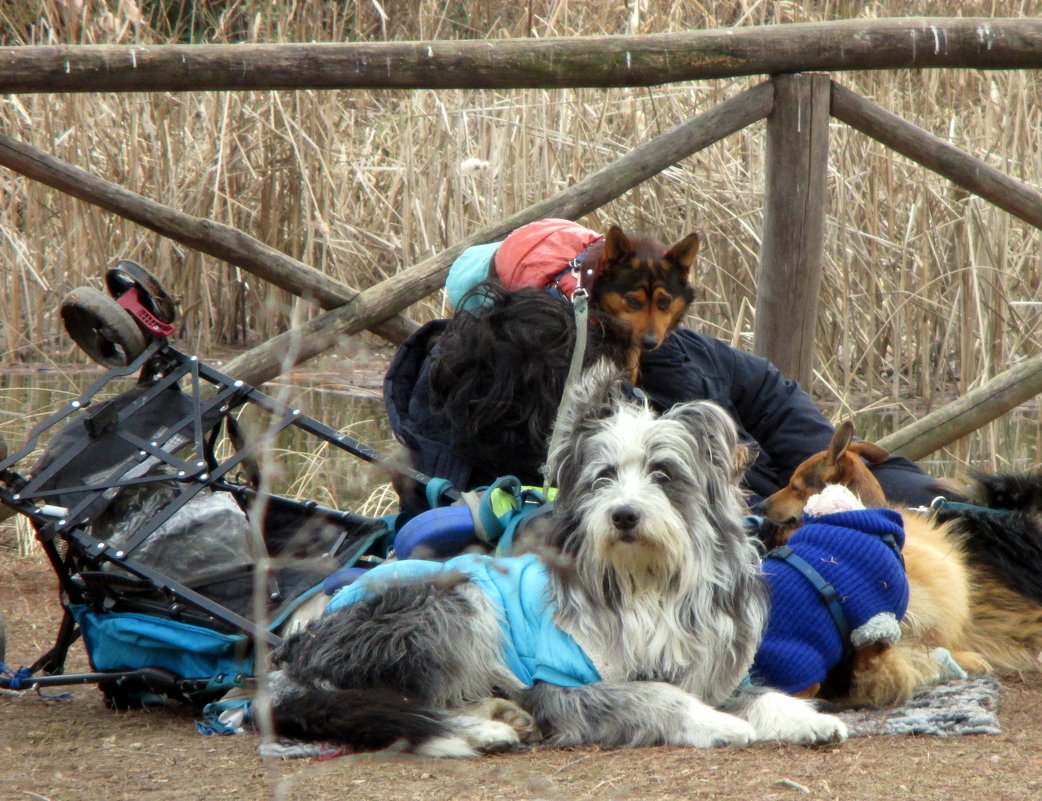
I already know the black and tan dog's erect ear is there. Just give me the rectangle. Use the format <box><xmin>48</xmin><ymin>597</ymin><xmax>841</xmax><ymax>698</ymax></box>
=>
<box><xmin>664</xmin><ymin>232</ymin><xmax>700</xmax><ymax>272</ymax></box>
<box><xmin>603</xmin><ymin>224</ymin><xmax>635</xmax><ymax>261</ymax></box>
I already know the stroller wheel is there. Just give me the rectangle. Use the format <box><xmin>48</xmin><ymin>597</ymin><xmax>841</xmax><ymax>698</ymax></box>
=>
<box><xmin>60</xmin><ymin>286</ymin><xmax>148</xmax><ymax>367</ymax></box>
<box><xmin>105</xmin><ymin>260</ymin><xmax>177</xmax><ymax>325</ymax></box>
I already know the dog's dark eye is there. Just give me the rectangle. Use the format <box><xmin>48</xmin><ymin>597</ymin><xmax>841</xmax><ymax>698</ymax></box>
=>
<box><xmin>650</xmin><ymin>469</ymin><xmax>671</xmax><ymax>484</ymax></box>
<box><xmin>625</xmin><ymin>294</ymin><xmax>644</xmax><ymax>311</ymax></box>
<box><xmin>593</xmin><ymin>466</ymin><xmax>616</xmax><ymax>489</ymax></box>
<box><xmin>591</xmin><ymin>462</ymin><xmax>612</xmax><ymax>487</ymax></box>
<box><xmin>656</xmin><ymin>295</ymin><xmax>673</xmax><ymax>312</ymax></box>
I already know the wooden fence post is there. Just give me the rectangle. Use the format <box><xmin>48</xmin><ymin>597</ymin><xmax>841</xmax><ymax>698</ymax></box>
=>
<box><xmin>753</xmin><ymin>72</ymin><xmax>831</xmax><ymax>389</ymax></box>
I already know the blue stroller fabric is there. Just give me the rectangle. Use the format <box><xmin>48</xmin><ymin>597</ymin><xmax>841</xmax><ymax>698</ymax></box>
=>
<box><xmin>72</xmin><ymin>605</ymin><xmax>252</xmax><ymax>680</ymax></box>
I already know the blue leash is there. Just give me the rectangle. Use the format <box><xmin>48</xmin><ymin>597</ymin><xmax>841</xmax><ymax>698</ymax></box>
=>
<box><xmin>929</xmin><ymin>496</ymin><xmax>1012</xmax><ymax>517</ymax></box>
<box><xmin>0</xmin><ymin>661</ymin><xmax>34</xmax><ymax>690</ymax></box>
<box><xmin>1</xmin><ymin>661</ymin><xmax>73</xmax><ymax>699</ymax></box>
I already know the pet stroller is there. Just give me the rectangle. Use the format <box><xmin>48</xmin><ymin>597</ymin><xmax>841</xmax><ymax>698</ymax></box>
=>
<box><xmin>0</xmin><ymin>261</ymin><xmax>443</xmax><ymax>709</ymax></box>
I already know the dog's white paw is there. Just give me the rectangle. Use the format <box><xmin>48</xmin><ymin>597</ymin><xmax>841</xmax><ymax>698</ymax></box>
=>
<box><xmin>413</xmin><ymin>715</ymin><xmax>525</xmax><ymax>757</ymax></box>
<box><xmin>674</xmin><ymin>706</ymin><xmax>757</xmax><ymax>748</ymax></box>
<box><xmin>414</xmin><ymin>735</ymin><xmax>479</xmax><ymax>759</ymax></box>
<box><xmin>445</xmin><ymin>716</ymin><xmax>523</xmax><ymax>754</ymax></box>
<box><xmin>804</xmin><ymin>484</ymin><xmax>865</xmax><ymax>517</ymax></box>
<box><xmin>763</xmin><ymin>709</ymin><xmax>848</xmax><ymax>746</ymax></box>
<box><xmin>457</xmin><ymin>697</ymin><xmax>541</xmax><ymax>743</ymax></box>
<box><xmin>745</xmin><ymin>692</ymin><xmax>848</xmax><ymax>745</ymax></box>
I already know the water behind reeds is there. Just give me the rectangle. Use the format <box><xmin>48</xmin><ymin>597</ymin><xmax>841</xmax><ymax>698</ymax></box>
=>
<box><xmin>2</xmin><ymin>365</ymin><xmax>1040</xmax><ymax>511</ymax></box>
<box><xmin>3</xmin><ymin>360</ymin><xmax>1042</xmax><ymax>555</ymax></box>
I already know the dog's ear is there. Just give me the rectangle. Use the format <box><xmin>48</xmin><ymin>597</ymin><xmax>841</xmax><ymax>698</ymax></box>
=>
<box><xmin>848</xmin><ymin>440</ymin><xmax>890</xmax><ymax>465</ymax></box>
<box><xmin>662</xmin><ymin>400</ymin><xmax>742</xmax><ymax>481</ymax></box>
<box><xmin>831</xmin><ymin>420</ymin><xmax>889</xmax><ymax>465</ymax></box>
<box><xmin>664</xmin><ymin>232</ymin><xmax>700</xmax><ymax>272</ymax></box>
<box><xmin>603</xmin><ymin>225</ymin><xmax>634</xmax><ymax>262</ymax></box>
<box><xmin>545</xmin><ymin>359</ymin><xmax>631</xmax><ymax>486</ymax></box>
<box><xmin>828</xmin><ymin>420</ymin><xmax>856</xmax><ymax>465</ymax></box>
<box><xmin>734</xmin><ymin>442</ymin><xmax>756</xmax><ymax>475</ymax></box>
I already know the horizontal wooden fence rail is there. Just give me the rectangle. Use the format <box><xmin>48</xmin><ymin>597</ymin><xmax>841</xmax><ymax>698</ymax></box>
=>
<box><xmin>0</xmin><ymin>18</ymin><xmax>1041</xmax><ymax>94</ymax></box>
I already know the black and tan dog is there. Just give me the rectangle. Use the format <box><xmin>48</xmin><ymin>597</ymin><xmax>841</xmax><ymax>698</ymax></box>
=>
<box><xmin>586</xmin><ymin>225</ymin><xmax>698</xmax><ymax>381</ymax></box>
<box><xmin>489</xmin><ymin>219</ymin><xmax>698</xmax><ymax>382</ymax></box>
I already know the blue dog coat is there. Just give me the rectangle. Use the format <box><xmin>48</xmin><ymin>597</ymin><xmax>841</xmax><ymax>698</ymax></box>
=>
<box><xmin>326</xmin><ymin>552</ymin><xmax>601</xmax><ymax>688</ymax></box>
<box><xmin>751</xmin><ymin>508</ymin><xmax>909</xmax><ymax>694</ymax></box>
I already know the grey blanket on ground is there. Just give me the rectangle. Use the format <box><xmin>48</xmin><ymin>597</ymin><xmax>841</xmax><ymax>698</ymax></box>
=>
<box><xmin>837</xmin><ymin>675</ymin><xmax>1001</xmax><ymax>737</ymax></box>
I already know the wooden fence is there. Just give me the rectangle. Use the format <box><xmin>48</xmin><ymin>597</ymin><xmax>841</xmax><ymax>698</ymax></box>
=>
<box><xmin>2</xmin><ymin>16</ymin><xmax>1042</xmax><ymax>458</ymax></box>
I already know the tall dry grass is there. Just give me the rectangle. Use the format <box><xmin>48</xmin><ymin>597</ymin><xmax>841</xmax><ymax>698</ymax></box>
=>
<box><xmin>0</xmin><ymin>0</ymin><xmax>1041</xmax><ymax>471</ymax></box>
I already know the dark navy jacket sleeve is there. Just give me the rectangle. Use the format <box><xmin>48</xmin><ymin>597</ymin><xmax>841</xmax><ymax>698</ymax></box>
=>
<box><xmin>640</xmin><ymin>329</ymin><xmax>938</xmax><ymax>504</ymax></box>
<box><xmin>722</xmin><ymin>340</ymin><xmax>837</xmax><ymax>491</ymax></box>
<box><xmin>640</xmin><ymin>329</ymin><xmax>834</xmax><ymax>499</ymax></box>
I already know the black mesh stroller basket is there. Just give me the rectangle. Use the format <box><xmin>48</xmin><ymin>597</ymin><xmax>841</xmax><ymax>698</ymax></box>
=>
<box><xmin>0</xmin><ymin>338</ymin><xmax>411</xmax><ymax>707</ymax></box>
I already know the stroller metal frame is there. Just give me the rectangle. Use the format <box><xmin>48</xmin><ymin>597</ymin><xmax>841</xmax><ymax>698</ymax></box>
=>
<box><xmin>0</xmin><ymin>324</ymin><xmax>433</xmax><ymax>704</ymax></box>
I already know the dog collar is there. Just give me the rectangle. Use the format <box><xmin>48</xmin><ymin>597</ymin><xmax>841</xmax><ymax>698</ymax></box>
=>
<box><xmin>547</xmin><ymin>237</ymin><xmax>604</xmax><ymax>301</ymax></box>
<box><xmin>568</xmin><ymin>237</ymin><xmax>604</xmax><ymax>300</ymax></box>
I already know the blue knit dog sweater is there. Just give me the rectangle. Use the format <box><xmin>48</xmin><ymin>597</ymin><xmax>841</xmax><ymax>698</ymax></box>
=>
<box><xmin>751</xmin><ymin>508</ymin><xmax>909</xmax><ymax>694</ymax></box>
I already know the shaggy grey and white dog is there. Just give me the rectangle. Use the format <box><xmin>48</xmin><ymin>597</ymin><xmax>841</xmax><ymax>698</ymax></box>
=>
<box><xmin>268</xmin><ymin>363</ymin><xmax>847</xmax><ymax>755</ymax></box>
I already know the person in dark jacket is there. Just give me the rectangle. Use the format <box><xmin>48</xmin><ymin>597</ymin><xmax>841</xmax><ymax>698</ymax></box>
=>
<box><xmin>384</xmin><ymin>284</ymin><xmax>628</xmax><ymax>515</ymax></box>
<box><xmin>384</xmin><ymin>282</ymin><xmax>940</xmax><ymax>518</ymax></box>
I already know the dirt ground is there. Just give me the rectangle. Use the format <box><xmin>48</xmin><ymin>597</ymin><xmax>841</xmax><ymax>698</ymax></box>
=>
<box><xmin>2</xmin><ymin>544</ymin><xmax>1042</xmax><ymax>801</ymax></box>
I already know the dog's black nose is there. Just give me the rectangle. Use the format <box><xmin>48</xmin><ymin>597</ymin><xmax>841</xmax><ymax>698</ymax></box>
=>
<box><xmin>611</xmin><ymin>505</ymin><xmax>640</xmax><ymax>531</ymax></box>
<box><xmin>641</xmin><ymin>334</ymin><xmax>661</xmax><ymax>351</ymax></box>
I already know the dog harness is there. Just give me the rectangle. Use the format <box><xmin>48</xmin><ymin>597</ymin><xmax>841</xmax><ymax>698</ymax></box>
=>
<box><xmin>326</xmin><ymin>552</ymin><xmax>601</xmax><ymax>688</ymax></box>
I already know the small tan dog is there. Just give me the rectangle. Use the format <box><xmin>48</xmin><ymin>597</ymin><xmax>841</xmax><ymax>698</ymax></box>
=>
<box><xmin>763</xmin><ymin>422</ymin><xmax>1002</xmax><ymax>707</ymax></box>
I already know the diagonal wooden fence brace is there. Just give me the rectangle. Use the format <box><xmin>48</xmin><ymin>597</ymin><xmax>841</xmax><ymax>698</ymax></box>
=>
<box><xmin>0</xmin><ymin>132</ymin><xmax>417</xmax><ymax>345</ymax></box>
<box><xmin>221</xmin><ymin>80</ymin><xmax>775</xmax><ymax>386</ymax></box>
<box><xmin>878</xmin><ymin>353</ymin><xmax>1042</xmax><ymax>461</ymax></box>
<box><xmin>830</xmin><ymin>81</ymin><xmax>1042</xmax><ymax>232</ymax></box>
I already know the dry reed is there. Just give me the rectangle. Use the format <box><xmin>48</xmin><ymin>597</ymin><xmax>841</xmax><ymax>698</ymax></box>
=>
<box><xmin>0</xmin><ymin>0</ymin><xmax>1040</xmax><ymax>474</ymax></box>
